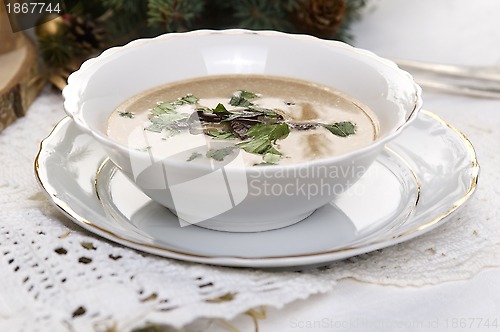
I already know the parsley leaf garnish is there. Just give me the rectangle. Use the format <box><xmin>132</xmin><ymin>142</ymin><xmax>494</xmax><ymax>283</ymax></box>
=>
<box><xmin>322</xmin><ymin>121</ymin><xmax>356</xmax><ymax>137</ymax></box>
<box><xmin>246</xmin><ymin>123</ymin><xmax>290</xmax><ymax>141</ymax></box>
<box><xmin>236</xmin><ymin>123</ymin><xmax>289</xmax><ymax>156</ymax></box>
<box><xmin>119</xmin><ymin>111</ymin><xmax>135</xmax><ymax>118</ymax></box>
<box><xmin>263</xmin><ymin>153</ymin><xmax>282</xmax><ymax>164</ymax></box>
<box><xmin>145</xmin><ymin>113</ymin><xmax>189</xmax><ymax>133</ymax></box>
<box><xmin>229</xmin><ymin>95</ymin><xmax>252</xmax><ymax>107</ymax></box>
<box><xmin>187</xmin><ymin>152</ymin><xmax>202</xmax><ymax>161</ymax></box>
<box><xmin>179</xmin><ymin>94</ymin><xmax>199</xmax><ymax>104</ymax></box>
<box><xmin>247</xmin><ymin>106</ymin><xmax>280</xmax><ymax>118</ymax></box>
<box><xmin>239</xmin><ymin>90</ymin><xmax>259</xmax><ymax>99</ymax></box>
<box><xmin>206</xmin><ymin>146</ymin><xmax>237</xmax><ymax>161</ymax></box>
<box><xmin>213</xmin><ymin>103</ymin><xmax>231</xmax><ymax>116</ymax></box>
<box><xmin>207</xmin><ymin>129</ymin><xmax>236</xmax><ymax>140</ymax></box>
<box><xmin>152</xmin><ymin>94</ymin><xmax>199</xmax><ymax>115</ymax></box>
<box><xmin>229</xmin><ymin>90</ymin><xmax>258</xmax><ymax>107</ymax></box>
<box><xmin>237</xmin><ymin>136</ymin><xmax>275</xmax><ymax>155</ymax></box>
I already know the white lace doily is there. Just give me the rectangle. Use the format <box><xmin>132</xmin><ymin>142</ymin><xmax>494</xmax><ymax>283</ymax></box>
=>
<box><xmin>1</xmin><ymin>88</ymin><xmax>499</xmax><ymax>331</ymax></box>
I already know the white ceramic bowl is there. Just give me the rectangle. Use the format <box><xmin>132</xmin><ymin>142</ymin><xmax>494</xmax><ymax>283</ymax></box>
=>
<box><xmin>63</xmin><ymin>29</ymin><xmax>422</xmax><ymax>232</ymax></box>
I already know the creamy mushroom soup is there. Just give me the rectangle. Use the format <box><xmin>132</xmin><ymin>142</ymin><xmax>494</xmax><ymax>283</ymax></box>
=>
<box><xmin>107</xmin><ymin>75</ymin><xmax>379</xmax><ymax>166</ymax></box>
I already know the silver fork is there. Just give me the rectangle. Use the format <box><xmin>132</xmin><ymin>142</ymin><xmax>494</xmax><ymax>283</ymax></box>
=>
<box><xmin>392</xmin><ymin>58</ymin><xmax>500</xmax><ymax>98</ymax></box>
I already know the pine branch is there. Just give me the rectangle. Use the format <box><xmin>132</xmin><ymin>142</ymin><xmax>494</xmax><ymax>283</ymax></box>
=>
<box><xmin>233</xmin><ymin>0</ymin><xmax>294</xmax><ymax>31</ymax></box>
<box><xmin>98</xmin><ymin>0</ymin><xmax>152</xmax><ymax>45</ymax></box>
<box><xmin>335</xmin><ymin>0</ymin><xmax>368</xmax><ymax>41</ymax></box>
<box><xmin>62</xmin><ymin>0</ymin><xmax>107</xmax><ymax>17</ymax></box>
<box><xmin>38</xmin><ymin>35</ymin><xmax>73</xmax><ymax>67</ymax></box>
<box><xmin>147</xmin><ymin>0</ymin><xmax>205</xmax><ymax>32</ymax></box>
<box><xmin>280</xmin><ymin>0</ymin><xmax>302</xmax><ymax>12</ymax></box>
<box><xmin>101</xmin><ymin>0</ymin><xmax>145</xmax><ymax>13</ymax></box>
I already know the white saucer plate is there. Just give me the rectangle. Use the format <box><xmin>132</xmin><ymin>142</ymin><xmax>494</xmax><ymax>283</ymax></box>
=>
<box><xmin>35</xmin><ymin>111</ymin><xmax>479</xmax><ymax>268</ymax></box>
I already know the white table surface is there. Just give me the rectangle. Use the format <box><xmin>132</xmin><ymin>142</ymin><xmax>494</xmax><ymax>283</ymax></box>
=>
<box><xmin>221</xmin><ymin>1</ymin><xmax>500</xmax><ymax>331</ymax></box>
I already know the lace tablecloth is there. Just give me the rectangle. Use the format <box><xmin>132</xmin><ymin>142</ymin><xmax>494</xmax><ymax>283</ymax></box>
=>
<box><xmin>2</xmin><ymin>3</ymin><xmax>500</xmax><ymax>332</ymax></box>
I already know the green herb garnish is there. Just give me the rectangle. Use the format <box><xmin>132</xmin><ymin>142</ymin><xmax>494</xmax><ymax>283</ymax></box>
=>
<box><xmin>263</xmin><ymin>152</ymin><xmax>282</xmax><ymax>164</ymax></box>
<box><xmin>237</xmin><ymin>136</ymin><xmax>275</xmax><ymax>155</ymax></box>
<box><xmin>119</xmin><ymin>111</ymin><xmax>135</xmax><ymax>118</ymax></box>
<box><xmin>253</xmin><ymin>152</ymin><xmax>283</xmax><ymax>166</ymax></box>
<box><xmin>146</xmin><ymin>94</ymin><xmax>198</xmax><ymax>133</ymax></box>
<box><xmin>152</xmin><ymin>105</ymin><xmax>174</xmax><ymax>116</ymax></box>
<box><xmin>322</xmin><ymin>121</ymin><xmax>356</xmax><ymax>137</ymax></box>
<box><xmin>246</xmin><ymin>123</ymin><xmax>290</xmax><ymax>141</ymax></box>
<box><xmin>236</xmin><ymin>123</ymin><xmax>289</xmax><ymax>157</ymax></box>
<box><xmin>229</xmin><ymin>95</ymin><xmax>252</xmax><ymax>107</ymax></box>
<box><xmin>152</xmin><ymin>94</ymin><xmax>199</xmax><ymax>115</ymax></box>
<box><xmin>248</xmin><ymin>106</ymin><xmax>280</xmax><ymax>118</ymax></box>
<box><xmin>207</xmin><ymin>129</ymin><xmax>236</xmax><ymax>140</ymax></box>
<box><xmin>240</xmin><ymin>90</ymin><xmax>259</xmax><ymax>99</ymax></box>
<box><xmin>229</xmin><ymin>90</ymin><xmax>258</xmax><ymax>107</ymax></box>
<box><xmin>206</xmin><ymin>146</ymin><xmax>237</xmax><ymax>161</ymax></box>
<box><xmin>213</xmin><ymin>103</ymin><xmax>231</xmax><ymax>116</ymax></box>
<box><xmin>179</xmin><ymin>94</ymin><xmax>199</xmax><ymax>104</ymax></box>
<box><xmin>145</xmin><ymin>112</ymin><xmax>189</xmax><ymax>133</ymax></box>
<box><xmin>187</xmin><ymin>152</ymin><xmax>202</xmax><ymax>161</ymax></box>
<box><xmin>143</xmin><ymin>89</ymin><xmax>357</xmax><ymax>165</ymax></box>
